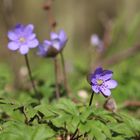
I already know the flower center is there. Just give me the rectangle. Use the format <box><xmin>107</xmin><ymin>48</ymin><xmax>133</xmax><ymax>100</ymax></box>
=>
<box><xmin>97</xmin><ymin>79</ymin><xmax>103</xmax><ymax>85</ymax></box>
<box><xmin>19</xmin><ymin>37</ymin><xmax>26</xmax><ymax>43</ymax></box>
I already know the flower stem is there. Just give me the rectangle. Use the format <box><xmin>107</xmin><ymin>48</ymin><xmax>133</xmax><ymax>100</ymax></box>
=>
<box><xmin>60</xmin><ymin>52</ymin><xmax>70</xmax><ymax>96</ymax></box>
<box><xmin>24</xmin><ymin>54</ymin><xmax>38</xmax><ymax>96</ymax></box>
<box><xmin>89</xmin><ymin>92</ymin><xmax>94</xmax><ymax>106</ymax></box>
<box><xmin>54</xmin><ymin>57</ymin><xmax>60</xmax><ymax>99</ymax></box>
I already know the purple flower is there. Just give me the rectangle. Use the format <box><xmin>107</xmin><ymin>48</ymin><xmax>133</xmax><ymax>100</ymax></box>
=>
<box><xmin>89</xmin><ymin>67</ymin><xmax>117</xmax><ymax>97</ymax></box>
<box><xmin>8</xmin><ymin>24</ymin><xmax>39</xmax><ymax>55</ymax></box>
<box><xmin>90</xmin><ymin>34</ymin><xmax>104</xmax><ymax>52</ymax></box>
<box><xmin>38</xmin><ymin>29</ymin><xmax>67</xmax><ymax>57</ymax></box>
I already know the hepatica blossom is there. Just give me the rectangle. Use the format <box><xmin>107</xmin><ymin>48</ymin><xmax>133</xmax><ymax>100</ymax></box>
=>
<box><xmin>8</xmin><ymin>24</ymin><xmax>39</xmax><ymax>55</ymax></box>
<box><xmin>90</xmin><ymin>34</ymin><xmax>104</xmax><ymax>51</ymax></box>
<box><xmin>89</xmin><ymin>67</ymin><xmax>117</xmax><ymax>97</ymax></box>
<box><xmin>38</xmin><ymin>29</ymin><xmax>67</xmax><ymax>57</ymax></box>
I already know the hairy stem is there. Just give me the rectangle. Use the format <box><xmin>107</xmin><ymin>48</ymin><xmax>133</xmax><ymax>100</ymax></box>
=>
<box><xmin>54</xmin><ymin>57</ymin><xmax>60</xmax><ymax>99</ymax></box>
<box><xmin>24</xmin><ymin>54</ymin><xmax>38</xmax><ymax>96</ymax></box>
<box><xmin>60</xmin><ymin>52</ymin><xmax>70</xmax><ymax>96</ymax></box>
<box><xmin>89</xmin><ymin>92</ymin><xmax>94</xmax><ymax>106</ymax></box>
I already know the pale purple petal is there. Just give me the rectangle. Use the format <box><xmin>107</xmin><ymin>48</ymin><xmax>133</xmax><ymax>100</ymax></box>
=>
<box><xmin>24</xmin><ymin>24</ymin><xmax>34</xmax><ymax>33</ymax></box>
<box><xmin>28</xmin><ymin>39</ymin><xmax>39</xmax><ymax>48</ymax></box>
<box><xmin>105</xmin><ymin>80</ymin><xmax>118</xmax><ymax>89</ymax></box>
<box><xmin>44</xmin><ymin>40</ymin><xmax>52</xmax><ymax>46</ymax></box>
<box><xmin>52</xmin><ymin>39</ymin><xmax>61</xmax><ymax>50</ymax></box>
<box><xmin>8</xmin><ymin>42</ymin><xmax>19</xmax><ymax>50</ymax></box>
<box><xmin>100</xmin><ymin>87</ymin><xmax>111</xmax><ymax>97</ymax></box>
<box><xmin>28</xmin><ymin>33</ymin><xmax>36</xmax><ymax>40</ymax></box>
<box><xmin>8</xmin><ymin>31</ymin><xmax>18</xmax><ymax>41</ymax></box>
<box><xmin>37</xmin><ymin>44</ymin><xmax>48</xmax><ymax>57</ymax></box>
<box><xmin>91</xmin><ymin>67</ymin><xmax>103</xmax><ymax>79</ymax></box>
<box><xmin>91</xmin><ymin>78</ymin><xmax>96</xmax><ymax>84</ymax></box>
<box><xmin>89</xmin><ymin>68</ymin><xmax>102</xmax><ymax>82</ymax></box>
<box><xmin>92</xmin><ymin>85</ymin><xmax>99</xmax><ymax>93</ymax></box>
<box><xmin>59</xmin><ymin>30</ymin><xmax>67</xmax><ymax>42</ymax></box>
<box><xmin>14</xmin><ymin>24</ymin><xmax>24</xmax><ymax>34</ymax></box>
<box><xmin>50</xmin><ymin>32</ymin><xmax>58</xmax><ymax>40</ymax></box>
<box><xmin>101</xmin><ymin>73</ymin><xmax>113</xmax><ymax>81</ymax></box>
<box><xmin>19</xmin><ymin>45</ymin><xmax>29</xmax><ymax>55</ymax></box>
<box><xmin>91</xmin><ymin>34</ymin><xmax>101</xmax><ymax>46</ymax></box>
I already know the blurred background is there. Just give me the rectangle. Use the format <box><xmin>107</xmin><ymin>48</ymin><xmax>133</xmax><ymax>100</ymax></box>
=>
<box><xmin>0</xmin><ymin>0</ymin><xmax>140</xmax><ymax>117</ymax></box>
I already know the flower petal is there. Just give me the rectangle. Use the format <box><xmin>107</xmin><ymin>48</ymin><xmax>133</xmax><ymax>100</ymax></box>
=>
<box><xmin>105</xmin><ymin>80</ymin><xmax>118</xmax><ymax>89</ymax></box>
<box><xmin>92</xmin><ymin>85</ymin><xmax>99</xmax><ymax>93</ymax></box>
<box><xmin>101</xmin><ymin>73</ymin><xmax>113</xmax><ymax>81</ymax></box>
<box><xmin>8</xmin><ymin>42</ymin><xmax>19</xmax><ymax>50</ymax></box>
<box><xmin>24</xmin><ymin>24</ymin><xmax>34</xmax><ymax>33</ymax></box>
<box><xmin>8</xmin><ymin>31</ymin><xmax>18</xmax><ymax>41</ymax></box>
<box><xmin>14</xmin><ymin>24</ymin><xmax>24</xmax><ymax>34</ymax></box>
<box><xmin>91</xmin><ymin>34</ymin><xmax>101</xmax><ymax>46</ymax></box>
<box><xmin>100</xmin><ymin>87</ymin><xmax>111</xmax><ymax>97</ymax></box>
<box><xmin>28</xmin><ymin>39</ymin><xmax>39</xmax><ymax>48</ymax></box>
<box><xmin>59</xmin><ymin>30</ymin><xmax>67</xmax><ymax>42</ymax></box>
<box><xmin>102</xmin><ymin>70</ymin><xmax>113</xmax><ymax>75</ymax></box>
<box><xmin>52</xmin><ymin>39</ymin><xmax>61</xmax><ymax>50</ymax></box>
<box><xmin>90</xmin><ymin>67</ymin><xmax>103</xmax><ymax>79</ymax></box>
<box><xmin>28</xmin><ymin>33</ymin><xmax>36</xmax><ymax>40</ymax></box>
<box><xmin>44</xmin><ymin>40</ymin><xmax>52</xmax><ymax>46</ymax></box>
<box><xmin>19</xmin><ymin>45</ymin><xmax>29</xmax><ymax>55</ymax></box>
<box><xmin>50</xmin><ymin>32</ymin><xmax>58</xmax><ymax>40</ymax></box>
<box><xmin>38</xmin><ymin>42</ymin><xmax>51</xmax><ymax>56</ymax></box>
<box><xmin>94</xmin><ymin>67</ymin><xmax>103</xmax><ymax>75</ymax></box>
<box><xmin>37</xmin><ymin>44</ymin><xmax>47</xmax><ymax>56</ymax></box>
<box><xmin>91</xmin><ymin>78</ymin><xmax>96</xmax><ymax>85</ymax></box>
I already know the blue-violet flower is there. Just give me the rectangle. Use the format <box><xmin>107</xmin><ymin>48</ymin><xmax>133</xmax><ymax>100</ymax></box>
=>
<box><xmin>38</xmin><ymin>29</ymin><xmax>67</xmax><ymax>57</ymax></box>
<box><xmin>89</xmin><ymin>67</ymin><xmax>117</xmax><ymax>97</ymax></box>
<box><xmin>8</xmin><ymin>24</ymin><xmax>39</xmax><ymax>55</ymax></box>
<box><xmin>90</xmin><ymin>34</ymin><xmax>104</xmax><ymax>52</ymax></box>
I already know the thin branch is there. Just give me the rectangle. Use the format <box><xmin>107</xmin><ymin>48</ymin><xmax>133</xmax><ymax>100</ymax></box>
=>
<box><xmin>102</xmin><ymin>45</ymin><xmax>140</xmax><ymax>67</ymax></box>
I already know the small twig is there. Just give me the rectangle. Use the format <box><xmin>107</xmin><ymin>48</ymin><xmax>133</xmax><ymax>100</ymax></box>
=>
<box><xmin>102</xmin><ymin>44</ymin><xmax>140</xmax><ymax>67</ymax></box>
<box><xmin>124</xmin><ymin>101</ymin><xmax>140</xmax><ymax>107</ymax></box>
<box><xmin>44</xmin><ymin>0</ymin><xmax>57</xmax><ymax>31</ymax></box>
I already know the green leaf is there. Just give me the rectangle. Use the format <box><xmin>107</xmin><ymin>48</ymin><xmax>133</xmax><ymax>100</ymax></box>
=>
<box><xmin>80</xmin><ymin>106</ymin><xmax>93</xmax><ymax>122</ymax></box>
<box><xmin>109</xmin><ymin>123</ymin><xmax>134</xmax><ymax>138</ymax></box>
<box><xmin>56</xmin><ymin>98</ymin><xmax>79</xmax><ymax>115</ymax></box>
